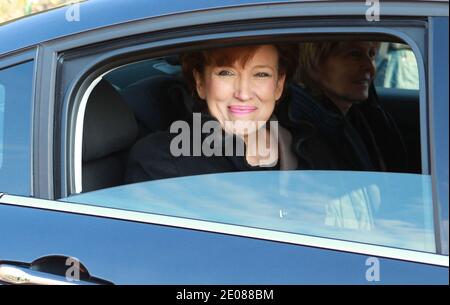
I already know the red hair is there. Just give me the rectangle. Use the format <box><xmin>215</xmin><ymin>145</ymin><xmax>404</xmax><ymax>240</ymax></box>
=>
<box><xmin>181</xmin><ymin>43</ymin><xmax>298</xmax><ymax>97</ymax></box>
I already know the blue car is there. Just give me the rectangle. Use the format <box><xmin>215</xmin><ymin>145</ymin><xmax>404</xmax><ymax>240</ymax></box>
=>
<box><xmin>0</xmin><ymin>0</ymin><xmax>448</xmax><ymax>285</ymax></box>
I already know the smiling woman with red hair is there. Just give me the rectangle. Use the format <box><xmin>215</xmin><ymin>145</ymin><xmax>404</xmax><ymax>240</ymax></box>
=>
<box><xmin>125</xmin><ymin>43</ymin><xmax>298</xmax><ymax>183</ymax></box>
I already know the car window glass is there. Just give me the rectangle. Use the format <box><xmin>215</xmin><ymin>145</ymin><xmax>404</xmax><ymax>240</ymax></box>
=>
<box><xmin>0</xmin><ymin>61</ymin><xmax>34</xmax><ymax>195</ymax></box>
<box><xmin>375</xmin><ymin>42</ymin><xmax>419</xmax><ymax>90</ymax></box>
<box><xmin>63</xmin><ymin>171</ymin><xmax>436</xmax><ymax>253</ymax></box>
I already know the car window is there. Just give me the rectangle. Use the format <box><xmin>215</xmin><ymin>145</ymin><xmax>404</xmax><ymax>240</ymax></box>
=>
<box><xmin>375</xmin><ymin>42</ymin><xmax>419</xmax><ymax>90</ymax></box>
<box><xmin>60</xmin><ymin>35</ymin><xmax>433</xmax><ymax>255</ymax></box>
<box><xmin>63</xmin><ymin>171</ymin><xmax>436</xmax><ymax>253</ymax></box>
<box><xmin>0</xmin><ymin>61</ymin><xmax>34</xmax><ymax>196</ymax></box>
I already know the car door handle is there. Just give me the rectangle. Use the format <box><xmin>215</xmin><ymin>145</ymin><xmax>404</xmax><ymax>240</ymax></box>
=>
<box><xmin>0</xmin><ymin>264</ymin><xmax>98</xmax><ymax>285</ymax></box>
<box><xmin>0</xmin><ymin>255</ymin><xmax>113</xmax><ymax>285</ymax></box>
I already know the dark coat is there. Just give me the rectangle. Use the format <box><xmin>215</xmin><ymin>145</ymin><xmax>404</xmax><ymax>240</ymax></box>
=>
<box><xmin>276</xmin><ymin>83</ymin><xmax>409</xmax><ymax>172</ymax></box>
<box><xmin>124</xmin><ymin>113</ymin><xmax>297</xmax><ymax>183</ymax></box>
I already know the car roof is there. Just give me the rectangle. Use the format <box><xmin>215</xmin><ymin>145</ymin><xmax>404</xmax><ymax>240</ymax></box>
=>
<box><xmin>0</xmin><ymin>0</ymin><xmax>448</xmax><ymax>57</ymax></box>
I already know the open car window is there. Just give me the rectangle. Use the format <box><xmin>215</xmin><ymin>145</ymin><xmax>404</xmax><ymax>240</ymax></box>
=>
<box><xmin>58</xmin><ymin>33</ymin><xmax>438</xmax><ymax>257</ymax></box>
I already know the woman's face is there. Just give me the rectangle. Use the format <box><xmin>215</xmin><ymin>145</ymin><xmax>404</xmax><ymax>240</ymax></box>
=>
<box><xmin>316</xmin><ymin>41</ymin><xmax>378</xmax><ymax>105</ymax></box>
<box><xmin>194</xmin><ymin>45</ymin><xmax>285</xmax><ymax>135</ymax></box>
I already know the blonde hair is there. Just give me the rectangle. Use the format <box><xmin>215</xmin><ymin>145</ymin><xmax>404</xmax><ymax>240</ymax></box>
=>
<box><xmin>296</xmin><ymin>41</ymin><xmax>346</xmax><ymax>97</ymax></box>
<box><xmin>296</xmin><ymin>41</ymin><xmax>381</xmax><ymax>98</ymax></box>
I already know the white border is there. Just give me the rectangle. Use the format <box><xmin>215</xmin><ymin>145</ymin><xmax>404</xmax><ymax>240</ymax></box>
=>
<box><xmin>0</xmin><ymin>194</ymin><xmax>448</xmax><ymax>268</ymax></box>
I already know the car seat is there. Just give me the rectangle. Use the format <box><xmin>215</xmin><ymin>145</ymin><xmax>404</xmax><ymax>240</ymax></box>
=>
<box><xmin>82</xmin><ymin>79</ymin><xmax>138</xmax><ymax>192</ymax></box>
<box><xmin>120</xmin><ymin>74</ymin><xmax>193</xmax><ymax>138</ymax></box>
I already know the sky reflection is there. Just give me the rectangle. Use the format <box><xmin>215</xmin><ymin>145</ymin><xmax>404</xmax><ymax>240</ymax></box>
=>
<box><xmin>63</xmin><ymin>171</ymin><xmax>436</xmax><ymax>253</ymax></box>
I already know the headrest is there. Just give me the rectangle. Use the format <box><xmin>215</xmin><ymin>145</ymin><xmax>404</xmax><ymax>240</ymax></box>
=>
<box><xmin>165</xmin><ymin>55</ymin><xmax>180</xmax><ymax>66</ymax></box>
<box><xmin>83</xmin><ymin>79</ymin><xmax>138</xmax><ymax>162</ymax></box>
<box><xmin>121</xmin><ymin>75</ymin><xmax>191</xmax><ymax>132</ymax></box>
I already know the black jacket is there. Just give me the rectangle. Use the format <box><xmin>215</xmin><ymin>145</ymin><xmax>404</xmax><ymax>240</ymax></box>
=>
<box><xmin>124</xmin><ymin>113</ymin><xmax>297</xmax><ymax>183</ymax></box>
<box><xmin>276</xmin><ymin>83</ymin><xmax>408</xmax><ymax>172</ymax></box>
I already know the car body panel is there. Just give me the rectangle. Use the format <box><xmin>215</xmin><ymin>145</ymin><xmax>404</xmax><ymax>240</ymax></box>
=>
<box><xmin>429</xmin><ymin>16</ymin><xmax>449</xmax><ymax>255</ymax></box>
<box><xmin>0</xmin><ymin>0</ymin><xmax>448</xmax><ymax>57</ymax></box>
<box><xmin>0</xmin><ymin>201</ymin><xmax>448</xmax><ymax>284</ymax></box>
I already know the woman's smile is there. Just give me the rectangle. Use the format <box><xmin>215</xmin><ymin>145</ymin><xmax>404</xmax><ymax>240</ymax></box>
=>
<box><xmin>228</xmin><ymin>105</ymin><xmax>258</xmax><ymax>116</ymax></box>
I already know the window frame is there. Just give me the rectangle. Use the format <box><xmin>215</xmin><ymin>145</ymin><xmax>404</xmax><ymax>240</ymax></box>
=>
<box><xmin>56</xmin><ymin>20</ymin><xmax>440</xmax><ymax>258</ymax></box>
<box><xmin>60</xmin><ymin>21</ymin><xmax>429</xmax><ymax>196</ymax></box>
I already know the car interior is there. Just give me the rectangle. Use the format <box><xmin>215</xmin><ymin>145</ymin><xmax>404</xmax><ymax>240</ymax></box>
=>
<box><xmin>80</xmin><ymin>40</ymin><xmax>422</xmax><ymax>194</ymax></box>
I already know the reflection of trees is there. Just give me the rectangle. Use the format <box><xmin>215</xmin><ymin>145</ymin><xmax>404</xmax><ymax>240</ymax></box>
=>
<box><xmin>324</xmin><ymin>184</ymin><xmax>380</xmax><ymax>231</ymax></box>
<box><xmin>0</xmin><ymin>0</ymin><xmax>83</xmax><ymax>24</ymax></box>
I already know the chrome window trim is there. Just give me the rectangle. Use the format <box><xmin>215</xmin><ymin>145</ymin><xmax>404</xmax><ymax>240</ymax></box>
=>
<box><xmin>1</xmin><ymin>194</ymin><xmax>448</xmax><ymax>267</ymax></box>
<box><xmin>73</xmin><ymin>74</ymin><xmax>105</xmax><ymax>194</ymax></box>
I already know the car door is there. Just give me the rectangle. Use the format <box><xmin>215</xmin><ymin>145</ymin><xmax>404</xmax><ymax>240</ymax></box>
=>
<box><xmin>1</xmin><ymin>1</ymin><xmax>448</xmax><ymax>285</ymax></box>
<box><xmin>0</xmin><ymin>189</ymin><xmax>448</xmax><ymax>285</ymax></box>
